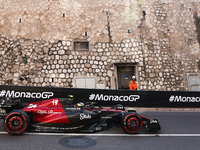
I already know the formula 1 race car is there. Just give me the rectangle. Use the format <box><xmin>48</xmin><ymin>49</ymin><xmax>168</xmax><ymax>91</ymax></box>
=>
<box><xmin>0</xmin><ymin>97</ymin><xmax>161</xmax><ymax>135</ymax></box>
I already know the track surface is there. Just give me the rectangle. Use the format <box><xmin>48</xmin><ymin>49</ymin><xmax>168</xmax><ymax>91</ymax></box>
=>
<box><xmin>1</xmin><ymin>111</ymin><xmax>200</xmax><ymax>150</ymax></box>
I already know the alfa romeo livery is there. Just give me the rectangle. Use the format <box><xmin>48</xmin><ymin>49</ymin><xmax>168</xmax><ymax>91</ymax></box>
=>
<box><xmin>0</xmin><ymin>97</ymin><xmax>160</xmax><ymax>135</ymax></box>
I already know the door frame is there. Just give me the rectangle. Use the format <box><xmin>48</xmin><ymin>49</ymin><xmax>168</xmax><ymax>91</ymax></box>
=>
<box><xmin>114</xmin><ymin>63</ymin><xmax>139</xmax><ymax>90</ymax></box>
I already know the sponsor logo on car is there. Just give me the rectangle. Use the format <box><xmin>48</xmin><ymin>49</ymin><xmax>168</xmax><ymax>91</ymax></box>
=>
<box><xmin>95</xmin><ymin>127</ymin><xmax>102</xmax><ymax>131</ymax></box>
<box><xmin>80</xmin><ymin>113</ymin><xmax>91</xmax><ymax>120</ymax></box>
<box><xmin>27</xmin><ymin>104</ymin><xmax>37</xmax><ymax>108</ymax></box>
<box><xmin>37</xmin><ymin>110</ymin><xmax>62</xmax><ymax>115</ymax></box>
<box><xmin>0</xmin><ymin>90</ymin><xmax>54</xmax><ymax>99</ymax></box>
<box><xmin>66</xmin><ymin>108</ymin><xmax>81</xmax><ymax>111</ymax></box>
<box><xmin>48</xmin><ymin>110</ymin><xmax>62</xmax><ymax>114</ymax></box>
<box><xmin>0</xmin><ymin>105</ymin><xmax>12</xmax><ymax>107</ymax></box>
<box><xmin>101</xmin><ymin>116</ymin><xmax>112</xmax><ymax>119</ymax></box>
<box><xmin>37</xmin><ymin>110</ymin><xmax>47</xmax><ymax>115</ymax></box>
<box><xmin>169</xmin><ymin>95</ymin><xmax>200</xmax><ymax>103</ymax></box>
<box><xmin>35</xmin><ymin>125</ymin><xmax>84</xmax><ymax>130</ymax></box>
<box><xmin>52</xmin><ymin>100</ymin><xmax>58</xmax><ymax>105</ymax></box>
<box><xmin>150</xmin><ymin>119</ymin><xmax>158</xmax><ymax>124</ymax></box>
<box><xmin>0</xmin><ymin>108</ymin><xmax>6</xmax><ymax>114</ymax></box>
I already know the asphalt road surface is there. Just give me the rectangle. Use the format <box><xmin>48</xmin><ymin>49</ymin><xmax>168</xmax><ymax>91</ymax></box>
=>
<box><xmin>1</xmin><ymin>111</ymin><xmax>200</xmax><ymax>150</ymax></box>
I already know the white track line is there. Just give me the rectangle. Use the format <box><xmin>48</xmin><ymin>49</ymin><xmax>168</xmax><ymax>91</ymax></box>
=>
<box><xmin>1</xmin><ymin>132</ymin><xmax>200</xmax><ymax>137</ymax></box>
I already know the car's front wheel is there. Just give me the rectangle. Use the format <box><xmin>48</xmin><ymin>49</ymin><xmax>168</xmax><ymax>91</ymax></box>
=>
<box><xmin>4</xmin><ymin>110</ymin><xmax>30</xmax><ymax>135</ymax></box>
<box><xmin>121</xmin><ymin>113</ymin><xmax>143</xmax><ymax>134</ymax></box>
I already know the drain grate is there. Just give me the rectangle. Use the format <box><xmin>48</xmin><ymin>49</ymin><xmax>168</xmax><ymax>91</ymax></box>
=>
<box><xmin>59</xmin><ymin>136</ymin><xmax>97</xmax><ymax>149</ymax></box>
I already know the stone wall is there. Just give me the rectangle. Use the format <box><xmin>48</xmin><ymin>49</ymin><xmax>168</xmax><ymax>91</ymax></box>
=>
<box><xmin>0</xmin><ymin>0</ymin><xmax>200</xmax><ymax>91</ymax></box>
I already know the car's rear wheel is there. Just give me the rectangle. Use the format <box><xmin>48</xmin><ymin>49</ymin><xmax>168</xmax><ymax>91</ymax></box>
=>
<box><xmin>121</xmin><ymin>113</ymin><xmax>143</xmax><ymax>134</ymax></box>
<box><xmin>4</xmin><ymin>110</ymin><xmax>30</xmax><ymax>135</ymax></box>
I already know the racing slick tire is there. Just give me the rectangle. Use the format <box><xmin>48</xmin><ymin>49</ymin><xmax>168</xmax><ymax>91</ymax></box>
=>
<box><xmin>4</xmin><ymin>110</ymin><xmax>30</xmax><ymax>135</ymax></box>
<box><xmin>121</xmin><ymin>113</ymin><xmax>143</xmax><ymax>134</ymax></box>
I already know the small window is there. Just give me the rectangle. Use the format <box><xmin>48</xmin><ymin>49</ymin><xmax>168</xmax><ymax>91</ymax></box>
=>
<box><xmin>189</xmin><ymin>75</ymin><xmax>200</xmax><ymax>86</ymax></box>
<box><xmin>74</xmin><ymin>42</ymin><xmax>89</xmax><ymax>51</ymax></box>
<box><xmin>75</xmin><ymin>77</ymin><xmax>95</xmax><ymax>89</ymax></box>
<box><xmin>188</xmin><ymin>74</ymin><xmax>200</xmax><ymax>91</ymax></box>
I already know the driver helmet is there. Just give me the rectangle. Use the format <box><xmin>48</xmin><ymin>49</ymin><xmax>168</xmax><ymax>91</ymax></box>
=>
<box><xmin>77</xmin><ymin>102</ymin><xmax>84</xmax><ymax>107</ymax></box>
<box><xmin>132</xmin><ymin>76</ymin><xmax>136</xmax><ymax>80</ymax></box>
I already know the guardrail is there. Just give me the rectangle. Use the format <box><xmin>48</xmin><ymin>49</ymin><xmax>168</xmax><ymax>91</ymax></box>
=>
<box><xmin>0</xmin><ymin>85</ymin><xmax>199</xmax><ymax>107</ymax></box>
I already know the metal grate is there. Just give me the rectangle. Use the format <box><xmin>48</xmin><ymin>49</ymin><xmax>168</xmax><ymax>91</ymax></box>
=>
<box><xmin>75</xmin><ymin>77</ymin><xmax>95</xmax><ymax>89</ymax></box>
<box><xmin>189</xmin><ymin>75</ymin><xmax>200</xmax><ymax>86</ymax></box>
<box><xmin>188</xmin><ymin>74</ymin><xmax>200</xmax><ymax>91</ymax></box>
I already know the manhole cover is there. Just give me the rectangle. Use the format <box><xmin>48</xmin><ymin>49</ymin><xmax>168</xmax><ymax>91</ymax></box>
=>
<box><xmin>59</xmin><ymin>136</ymin><xmax>97</xmax><ymax>149</ymax></box>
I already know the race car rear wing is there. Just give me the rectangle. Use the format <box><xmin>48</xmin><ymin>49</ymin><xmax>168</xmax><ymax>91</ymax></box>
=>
<box><xmin>0</xmin><ymin>98</ymin><xmax>23</xmax><ymax>118</ymax></box>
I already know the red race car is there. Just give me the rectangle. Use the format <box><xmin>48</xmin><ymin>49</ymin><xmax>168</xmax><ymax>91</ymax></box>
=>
<box><xmin>0</xmin><ymin>97</ymin><xmax>161</xmax><ymax>135</ymax></box>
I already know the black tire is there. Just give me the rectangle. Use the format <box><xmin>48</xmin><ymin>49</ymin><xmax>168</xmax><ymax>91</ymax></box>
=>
<box><xmin>4</xmin><ymin>110</ymin><xmax>30</xmax><ymax>135</ymax></box>
<box><xmin>121</xmin><ymin>113</ymin><xmax>143</xmax><ymax>134</ymax></box>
